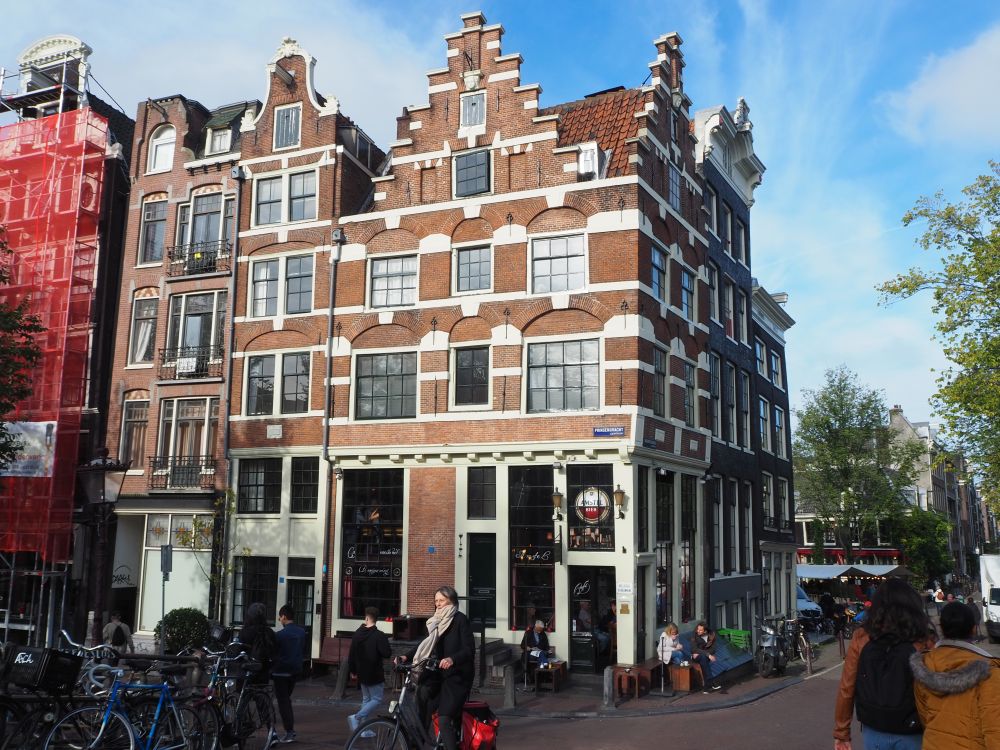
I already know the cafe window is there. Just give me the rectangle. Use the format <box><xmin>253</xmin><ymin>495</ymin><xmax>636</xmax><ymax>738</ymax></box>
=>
<box><xmin>566</xmin><ymin>464</ymin><xmax>614</xmax><ymax>551</ymax></box>
<box><xmin>340</xmin><ymin>469</ymin><xmax>403</xmax><ymax>619</ymax></box>
<box><xmin>509</xmin><ymin>465</ymin><xmax>556</xmax><ymax>631</ymax></box>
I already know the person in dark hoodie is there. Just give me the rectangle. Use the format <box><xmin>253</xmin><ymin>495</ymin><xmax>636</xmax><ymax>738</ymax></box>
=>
<box><xmin>272</xmin><ymin>604</ymin><xmax>306</xmax><ymax>744</ymax></box>
<box><xmin>911</xmin><ymin>601</ymin><xmax>1000</xmax><ymax>750</ymax></box>
<box><xmin>239</xmin><ymin>602</ymin><xmax>277</xmax><ymax>685</ymax></box>
<box><xmin>347</xmin><ymin>606</ymin><xmax>392</xmax><ymax>737</ymax></box>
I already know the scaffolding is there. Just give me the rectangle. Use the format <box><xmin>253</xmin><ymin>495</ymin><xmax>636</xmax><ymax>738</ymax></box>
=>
<box><xmin>0</xmin><ymin>107</ymin><xmax>108</xmax><ymax>643</ymax></box>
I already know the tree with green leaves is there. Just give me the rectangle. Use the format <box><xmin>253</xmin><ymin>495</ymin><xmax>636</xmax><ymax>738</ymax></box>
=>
<box><xmin>0</xmin><ymin>226</ymin><xmax>45</xmax><ymax>471</ymax></box>
<box><xmin>894</xmin><ymin>509</ymin><xmax>952</xmax><ymax>586</ymax></box>
<box><xmin>793</xmin><ymin>366</ymin><xmax>924</xmax><ymax>563</ymax></box>
<box><xmin>879</xmin><ymin>161</ymin><xmax>1000</xmax><ymax>508</ymax></box>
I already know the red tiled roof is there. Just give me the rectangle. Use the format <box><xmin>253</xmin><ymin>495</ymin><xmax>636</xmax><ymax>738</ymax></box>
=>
<box><xmin>542</xmin><ymin>87</ymin><xmax>645</xmax><ymax>177</ymax></box>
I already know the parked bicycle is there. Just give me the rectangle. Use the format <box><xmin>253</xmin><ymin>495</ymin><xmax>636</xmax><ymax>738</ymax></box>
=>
<box><xmin>783</xmin><ymin>617</ymin><xmax>815</xmax><ymax>675</ymax></box>
<box><xmin>346</xmin><ymin>658</ymin><xmax>498</xmax><ymax>750</ymax></box>
<box><xmin>753</xmin><ymin>615</ymin><xmax>788</xmax><ymax>678</ymax></box>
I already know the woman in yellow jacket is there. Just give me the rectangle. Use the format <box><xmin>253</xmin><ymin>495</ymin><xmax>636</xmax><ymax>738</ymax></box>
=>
<box><xmin>911</xmin><ymin>601</ymin><xmax>1000</xmax><ymax>750</ymax></box>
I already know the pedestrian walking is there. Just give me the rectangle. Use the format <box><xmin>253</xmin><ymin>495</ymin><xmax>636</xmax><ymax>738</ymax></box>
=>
<box><xmin>911</xmin><ymin>601</ymin><xmax>1000</xmax><ymax>749</ymax></box>
<box><xmin>833</xmin><ymin>577</ymin><xmax>936</xmax><ymax>750</ymax></box>
<box><xmin>102</xmin><ymin>611</ymin><xmax>135</xmax><ymax>653</ymax></box>
<box><xmin>273</xmin><ymin>604</ymin><xmax>306</xmax><ymax>744</ymax></box>
<box><xmin>347</xmin><ymin>606</ymin><xmax>392</xmax><ymax>738</ymax></box>
<box><xmin>238</xmin><ymin>602</ymin><xmax>277</xmax><ymax>685</ymax></box>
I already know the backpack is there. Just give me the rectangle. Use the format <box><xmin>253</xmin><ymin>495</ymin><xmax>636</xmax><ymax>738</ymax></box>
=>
<box><xmin>854</xmin><ymin>636</ymin><xmax>921</xmax><ymax>734</ymax></box>
<box><xmin>110</xmin><ymin>624</ymin><xmax>127</xmax><ymax>648</ymax></box>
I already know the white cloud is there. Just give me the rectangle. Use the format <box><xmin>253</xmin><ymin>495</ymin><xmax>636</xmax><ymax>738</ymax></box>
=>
<box><xmin>881</xmin><ymin>23</ymin><xmax>1000</xmax><ymax>147</ymax></box>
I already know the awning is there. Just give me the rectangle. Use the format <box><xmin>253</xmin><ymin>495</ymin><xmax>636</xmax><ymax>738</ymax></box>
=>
<box><xmin>796</xmin><ymin>564</ymin><xmax>867</xmax><ymax>580</ymax></box>
<box><xmin>854</xmin><ymin>564</ymin><xmax>916</xmax><ymax>578</ymax></box>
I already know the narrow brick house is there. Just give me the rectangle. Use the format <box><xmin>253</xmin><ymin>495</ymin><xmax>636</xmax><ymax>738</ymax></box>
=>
<box><xmin>225</xmin><ymin>38</ymin><xmax>384</xmax><ymax>658</ymax></box>
<box><xmin>325</xmin><ymin>13</ymin><xmax>713</xmax><ymax>669</ymax></box>
<box><xmin>104</xmin><ymin>89</ymin><xmax>255</xmax><ymax>633</ymax></box>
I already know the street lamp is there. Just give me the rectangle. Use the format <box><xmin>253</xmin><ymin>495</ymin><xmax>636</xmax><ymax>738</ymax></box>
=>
<box><xmin>78</xmin><ymin>448</ymin><xmax>130</xmax><ymax>645</ymax></box>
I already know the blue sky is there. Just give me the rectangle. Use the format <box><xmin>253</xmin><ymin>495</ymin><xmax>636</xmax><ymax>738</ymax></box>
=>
<box><xmin>4</xmin><ymin>1</ymin><xmax>998</xmax><ymax>424</ymax></box>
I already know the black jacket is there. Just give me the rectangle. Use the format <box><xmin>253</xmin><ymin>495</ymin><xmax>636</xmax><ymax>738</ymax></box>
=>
<box><xmin>520</xmin><ymin>628</ymin><xmax>550</xmax><ymax>655</ymax></box>
<box><xmin>408</xmin><ymin>611</ymin><xmax>476</xmax><ymax>684</ymax></box>
<box><xmin>348</xmin><ymin>623</ymin><xmax>392</xmax><ymax>686</ymax></box>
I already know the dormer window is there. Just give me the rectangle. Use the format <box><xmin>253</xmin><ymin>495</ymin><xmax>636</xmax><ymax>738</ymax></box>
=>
<box><xmin>460</xmin><ymin>91</ymin><xmax>485</xmax><ymax>127</ymax></box>
<box><xmin>207</xmin><ymin>128</ymin><xmax>231</xmax><ymax>155</ymax></box>
<box><xmin>577</xmin><ymin>142</ymin><xmax>607</xmax><ymax>181</ymax></box>
<box><xmin>274</xmin><ymin>104</ymin><xmax>301</xmax><ymax>150</ymax></box>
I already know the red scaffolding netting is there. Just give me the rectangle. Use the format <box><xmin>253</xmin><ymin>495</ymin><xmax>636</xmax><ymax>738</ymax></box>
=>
<box><xmin>0</xmin><ymin>108</ymin><xmax>108</xmax><ymax>562</ymax></box>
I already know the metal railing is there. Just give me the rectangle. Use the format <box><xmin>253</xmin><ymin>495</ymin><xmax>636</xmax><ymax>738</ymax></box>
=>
<box><xmin>148</xmin><ymin>455</ymin><xmax>217</xmax><ymax>490</ymax></box>
<box><xmin>166</xmin><ymin>240</ymin><xmax>231</xmax><ymax>277</ymax></box>
<box><xmin>764</xmin><ymin>515</ymin><xmax>778</xmax><ymax>529</ymax></box>
<box><xmin>158</xmin><ymin>344</ymin><xmax>224</xmax><ymax>379</ymax></box>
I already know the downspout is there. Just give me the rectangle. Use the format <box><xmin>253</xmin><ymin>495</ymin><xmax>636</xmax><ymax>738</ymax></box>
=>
<box><xmin>219</xmin><ymin>164</ymin><xmax>245</xmax><ymax>624</ymax></box>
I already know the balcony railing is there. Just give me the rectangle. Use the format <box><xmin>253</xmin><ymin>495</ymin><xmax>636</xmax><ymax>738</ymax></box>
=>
<box><xmin>764</xmin><ymin>515</ymin><xmax>778</xmax><ymax>529</ymax></box>
<box><xmin>782</xmin><ymin>519</ymin><xmax>794</xmax><ymax>531</ymax></box>
<box><xmin>166</xmin><ymin>241</ymin><xmax>231</xmax><ymax>278</ymax></box>
<box><xmin>158</xmin><ymin>345</ymin><xmax>224</xmax><ymax>380</ymax></box>
<box><xmin>148</xmin><ymin>455</ymin><xmax>217</xmax><ymax>490</ymax></box>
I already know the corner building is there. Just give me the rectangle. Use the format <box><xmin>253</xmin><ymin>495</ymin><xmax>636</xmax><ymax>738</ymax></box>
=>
<box><xmin>325</xmin><ymin>13</ymin><xmax>714</xmax><ymax>670</ymax></box>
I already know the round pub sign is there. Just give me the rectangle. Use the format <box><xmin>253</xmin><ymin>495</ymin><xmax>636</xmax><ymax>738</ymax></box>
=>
<box><xmin>574</xmin><ymin>487</ymin><xmax>610</xmax><ymax>524</ymax></box>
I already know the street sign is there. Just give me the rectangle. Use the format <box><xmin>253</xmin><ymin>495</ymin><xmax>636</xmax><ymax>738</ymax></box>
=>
<box><xmin>161</xmin><ymin>544</ymin><xmax>172</xmax><ymax>581</ymax></box>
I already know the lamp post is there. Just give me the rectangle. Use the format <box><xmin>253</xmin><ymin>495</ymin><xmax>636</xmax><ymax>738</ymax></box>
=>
<box><xmin>78</xmin><ymin>448</ymin><xmax>130</xmax><ymax>645</ymax></box>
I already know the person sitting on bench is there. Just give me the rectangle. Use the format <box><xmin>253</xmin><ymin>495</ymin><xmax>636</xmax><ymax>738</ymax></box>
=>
<box><xmin>521</xmin><ymin>620</ymin><xmax>550</xmax><ymax>668</ymax></box>
<box><xmin>657</xmin><ymin>622</ymin><xmax>685</xmax><ymax>666</ymax></box>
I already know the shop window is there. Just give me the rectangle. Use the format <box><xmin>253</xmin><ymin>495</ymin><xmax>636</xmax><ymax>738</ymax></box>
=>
<box><xmin>232</xmin><ymin>556</ymin><xmax>279</xmax><ymax>624</ymax></box>
<box><xmin>566</xmin><ymin>464</ymin><xmax>614</xmax><ymax>551</ymax></box>
<box><xmin>340</xmin><ymin>469</ymin><xmax>404</xmax><ymax>618</ymax></box>
<box><xmin>509</xmin><ymin>465</ymin><xmax>556</xmax><ymax>631</ymax></box>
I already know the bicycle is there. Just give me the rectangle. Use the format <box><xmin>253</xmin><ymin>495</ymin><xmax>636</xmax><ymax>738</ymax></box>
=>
<box><xmin>783</xmin><ymin>617</ymin><xmax>815</xmax><ymax>675</ymax></box>
<box><xmin>346</xmin><ymin>659</ymin><xmax>499</xmax><ymax>750</ymax></box>
<box><xmin>44</xmin><ymin>663</ymin><xmax>203</xmax><ymax>750</ymax></box>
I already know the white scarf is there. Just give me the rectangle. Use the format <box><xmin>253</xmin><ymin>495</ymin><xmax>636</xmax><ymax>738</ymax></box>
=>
<box><xmin>411</xmin><ymin>604</ymin><xmax>456</xmax><ymax>677</ymax></box>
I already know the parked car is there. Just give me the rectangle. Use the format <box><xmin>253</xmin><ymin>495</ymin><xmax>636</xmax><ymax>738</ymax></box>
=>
<box><xmin>796</xmin><ymin>584</ymin><xmax>824</xmax><ymax>631</ymax></box>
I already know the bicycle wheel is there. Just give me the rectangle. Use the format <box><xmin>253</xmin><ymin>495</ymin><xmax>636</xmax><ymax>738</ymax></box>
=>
<box><xmin>755</xmin><ymin>650</ymin><xmax>774</xmax><ymax>678</ymax></box>
<box><xmin>44</xmin><ymin>707</ymin><xmax>135</xmax><ymax>750</ymax></box>
<box><xmin>346</xmin><ymin>718</ymin><xmax>410</xmax><ymax>750</ymax></box>
<box><xmin>192</xmin><ymin>701</ymin><xmax>221</xmax><ymax>750</ymax></box>
<box><xmin>3</xmin><ymin>701</ymin><xmax>60</xmax><ymax>749</ymax></box>
<box><xmin>0</xmin><ymin>697</ymin><xmax>25</xmax><ymax>747</ymax></box>
<box><xmin>235</xmin><ymin>690</ymin><xmax>274</xmax><ymax>750</ymax></box>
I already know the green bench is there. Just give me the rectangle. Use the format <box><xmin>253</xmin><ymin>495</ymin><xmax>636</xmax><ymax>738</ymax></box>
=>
<box><xmin>717</xmin><ymin>628</ymin><xmax>751</xmax><ymax>650</ymax></box>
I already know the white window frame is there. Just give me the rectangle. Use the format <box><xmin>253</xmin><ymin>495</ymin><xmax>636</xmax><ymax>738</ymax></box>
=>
<box><xmin>720</xmin><ymin>202</ymin><xmax>732</xmax><ymax>254</ymax></box>
<box><xmin>155</xmin><ymin>397</ymin><xmax>219</xmax><ymax>463</ymax></box>
<box><xmin>705</xmin><ymin>185</ymin><xmax>717</xmax><ymax>235</ymax></box>
<box><xmin>755</xmin><ymin>339</ymin><xmax>767</xmax><ymax>376</ymax></box>
<box><xmin>734</xmin><ymin>218</ymin><xmax>747</xmax><ymax>264</ymax></box>
<box><xmin>770</xmin><ymin>351</ymin><xmax>784</xmax><ymax>390</ymax></box>
<box><xmin>368</xmin><ymin>252</ymin><xmax>419</xmax><ymax>309</ymax></box>
<box><xmin>653</xmin><ymin>347</ymin><xmax>667</xmax><ymax>418</ymax></box>
<box><xmin>138</xmin><ymin>199</ymin><xmax>168</xmax><ymax>266</ymax></box>
<box><xmin>713</xmin><ymin>491</ymin><xmax>722</xmax><ymax>574</ymax></box>
<box><xmin>449</xmin><ymin>342</ymin><xmax>492</xmax><ymax>411</ymax></box>
<box><xmin>244</xmin><ymin>350</ymin><xmax>313</xmax><ymax>417</ymax></box>
<box><xmin>206</xmin><ymin>127</ymin><xmax>231</xmax><ymax>155</ymax></box>
<box><xmin>452</xmin><ymin>148</ymin><xmax>493</xmax><ymax>199</ymax></box>
<box><xmin>680</xmin><ymin>268</ymin><xmax>696</xmax><ymax>321</ymax></box>
<box><xmin>120</xmin><ymin>398</ymin><xmax>149</xmax><ymax>470</ymax></box>
<box><xmin>739</xmin><ymin>370</ymin><xmax>751</xmax><ymax>449</ymax></box>
<box><xmin>742</xmin><ymin>482</ymin><xmax>752</xmax><ymax>572</ymax></box>
<box><xmin>737</xmin><ymin>290</ymin><xmax>749</xmax><ymax>344</ymax></box>
<box><xmin>707</xmin><ymin>262</ymin><xmax>719</xmax><ymax>321</ymax></box>
<box><xmin>726</xmin><ymin>362</ymin><xmax>737</xmax><ymax>444</ymax></box>
<box><xmin>529</xmin><ymin>232</ymin><xmax>588</xmax><ymax>295</ymax></box>
<box><xmin>175</xmin><ymin>192</ymin><xmax>235</xmax><ymax>252</ymax></box>
<box><xmin>778</xmin><ymin>479</ymin><xmax>790</xmax><ymax>531</ymax></box>
<box><xmin>668</xmin><ymin>165</ymin><xmax>681</xmax><ymax>212</ymax></box>
<box><xmin>774</xmin><ymin>406</ymin><xmax>787</xmax><ymax>459</ymax></box>
<box><xmin>709</xmin><ymin>352</ymin><xmax>721</xmax><ymax>439</ymax></box>
<box><xmin>127</xmin><ymin>296</ymin><xmax>158</xmax><ymax>366</ymax></box>
<box><xmin>759</xmin><ymin>397</ymin><xmax>772</xmax><ymax>453</ymax></box>
<box><xmin>723</xmin><ymin>279</ymin><xmax>735</xmax><ymax>340</ymax></box>
<box><xmin>452</xmin><ymin>242</ymin><xmax>493</xmax><ymax>295</ymax></box>
<box><xmin>247</xmin><ymin>251</ymin><xmax>316</xmax><ymax>318</ymax></box>
<box><xmin>273</xmin><ymin>103</ymin><xmax>302</xmax><ymax>151</ymax></box>
<box><xmin>251</xmin><ymin>168</ymin><xmax>319</xmax><ymax>228</ymax></box>
<box><xmin>351</xmin><ymin>349</ymin><xmax>420</xmax><ymax>421</ymax></box>
<box><xmin>651</xmin><ymin>244</ymin><xmax>667</xmax><ymax>303</ymax></box>
<box><xmin>147</xmin><ymin>124</ymin><xmax>175</xmax><ymax>174</ymax></box>
<box><xmin>727</xmin><ymin>481</ymin><xmax>737</xmax><ymax>574</ymax></box>
<box><xmin>164</xmin><ymin>290</ymin><xmax>227</xmax><ymax>366</ymax></box>
<box><xmin>762</xmin><ymin>473</ymin><xmax>774</xmax><ymax>527</ymax></box>
<box><xmin>523</xmin><ymin>334</ymin><xmax>602</xmax><ymax>415</ymax></box>
<box><xmin>683</xmin><ymin>360</ymin><xmax>697</xmax><ymax>427</ymax></box>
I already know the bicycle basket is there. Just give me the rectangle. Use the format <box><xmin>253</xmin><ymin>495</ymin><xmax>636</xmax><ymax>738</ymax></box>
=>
<box><xmin>4</xmin><ymin>646</ymin><xmax>83</xmax><ymax>692</ymax></box>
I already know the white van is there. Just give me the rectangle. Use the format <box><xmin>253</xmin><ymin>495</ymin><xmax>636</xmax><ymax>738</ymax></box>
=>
<box><xmin>980</xmin><ymin>554</ymin><xmax>1000</xmax><ymax>643</ymax></box>
<box><xmin>796</xmin><ymin>584</ymin><xmax>823</xmax><ymax>629</ymax></box>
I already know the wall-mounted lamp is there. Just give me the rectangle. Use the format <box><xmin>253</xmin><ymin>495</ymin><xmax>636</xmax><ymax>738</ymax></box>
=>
<box><xmin>552</xmin><ymin>461</ymin><xmax>563</xmax><ymax>471</ymax></box>
<box><xmin>613</xmin><ymin>485</ymin><xmax>626</xmax><ymax>519</ymax></box>
<box><xmin>698</xmin><ymin>472</ymin><xmax>722</xmax><ymax>485</ymax></box>
<box><xmin>333</xmin><ymin>466</ymin><xmax>344</xmax><ymax>479</ymax></box>
<box><xmin>552</xmin><ymin>489</ymin><xmax>564</xmax><ymax>521</ymax></box>
<box><xmin>657</xmin><ymin>467</ymin><xmax>668</xmax><ymax>477</ymax></box>
<box><xmin>458</xmin><ymin>533</ymin><xmax>464</xmax><ymax>558</ymax></box>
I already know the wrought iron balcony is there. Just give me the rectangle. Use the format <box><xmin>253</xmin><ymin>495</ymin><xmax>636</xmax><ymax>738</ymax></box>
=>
<box><xmin>782</xmin><ymin>519</ymin><xmax>794</xmax><ymax>531</ymax></box>
<box><xmin>158</xmin><ymin>345</ymin><xmax>224</xmax><ymax>380</ymax></box>
<box><xmin>166</xmin><ymin>241</ymin><xmax>231</xmax><ymax>278</ymax></box>
<box><xmin>763</xmin><ymin>515</ymin><xmax>778</xmax><ymax>529</ymax></box>
<box><xmin>148</xmin><ymin>455</ymin><xmax>217</xmax><ymax>491</ymax></box>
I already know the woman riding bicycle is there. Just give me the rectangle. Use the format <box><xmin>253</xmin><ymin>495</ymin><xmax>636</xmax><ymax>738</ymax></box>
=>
<box><xmin>397</xmin><ymin>585</ymin><xmax>475</xmax><ymax>750</ymax></box>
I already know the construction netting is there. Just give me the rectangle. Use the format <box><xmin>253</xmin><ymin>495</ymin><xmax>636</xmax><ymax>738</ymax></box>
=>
<box><xmin>0</xmin><ymin>108</ymin><xmax>107</xmax><ymax>562</ymax></box>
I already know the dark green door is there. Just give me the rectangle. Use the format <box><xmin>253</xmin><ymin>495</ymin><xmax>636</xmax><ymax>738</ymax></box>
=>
<box><xmin>467</xmin><ymin>534</ymin><xmax>496</xmax><ymax>628</ymax></box>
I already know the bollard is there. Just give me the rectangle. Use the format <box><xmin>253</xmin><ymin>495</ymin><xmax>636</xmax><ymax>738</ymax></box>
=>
<box><xmin>503</xmin><ymin>664</ymin><xmax>517</xmax><ymax>708</ymax></box>
<box><xmin>602</xmin><ymin>665</ymin><xmax>615</xmax><ymax>708</ymax></box>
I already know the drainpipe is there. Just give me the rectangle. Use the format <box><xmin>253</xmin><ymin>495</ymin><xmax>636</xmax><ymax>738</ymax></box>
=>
<box><xmin>321</xmin><ymin>229</ymin><xmax>344</xmax><ymax>643</ymax></box>
<box><xmin>219</xmin><ymin>164</ymin><xmax>245</xmax><ymax>624</ymax></box>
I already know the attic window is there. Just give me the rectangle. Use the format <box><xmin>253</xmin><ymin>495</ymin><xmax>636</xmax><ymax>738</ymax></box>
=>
<box><xmin>274</xmin><ymin>104</ymin><xmax>301</xmax><ymax>150</ymax></box>
<box><xmin>577</xmin><ymin>142</ymin><xmax>607</xmax><ymax>180</ymax></box>
<box><xmin>460</xmin><ymin>92</ymin><xmax>485</xmax><ymax>127</ymax></box>
<box><xmin>207</xmin><ymin>128</ymin><xmax>230</xmax><ymax>155</ymax></box>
